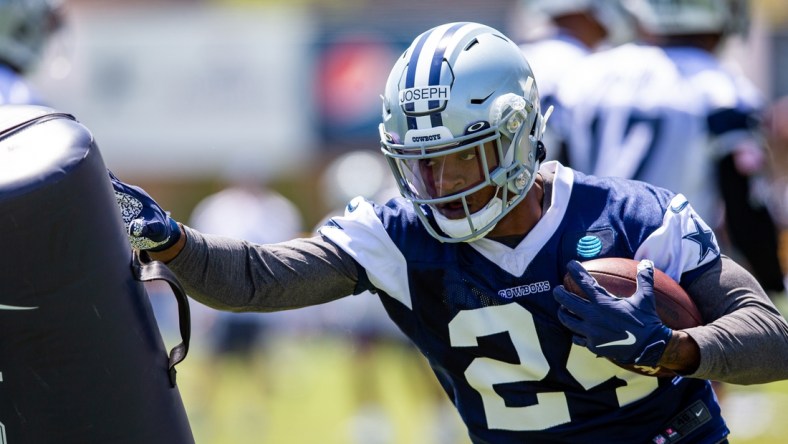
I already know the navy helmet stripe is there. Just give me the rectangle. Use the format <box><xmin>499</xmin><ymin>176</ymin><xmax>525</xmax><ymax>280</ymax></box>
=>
<box><xmin>405</xmin><ymin>33</ymin><xmax>430</xmax><ymax>110</ymax></box>
<box><xmin>404</xmin><ymin>28</ymin><xmax>432</xmax><ymax>130</ymax></box>
<box><xmin>403</xmin><ymin>23</ymin><xmax>476</xmax><ymax>130</ymax></box>
<box><xmin>428</xmin><ymin>22</ymin><xmax>466</xmax><ymax>127</ymax></box>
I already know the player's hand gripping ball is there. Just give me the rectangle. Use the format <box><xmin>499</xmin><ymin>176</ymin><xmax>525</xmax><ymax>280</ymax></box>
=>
<box><xmin>109</xmin><ymin>170</ymin><xmax>181</xmax><ymax>252</ymax></box>
<box><xmin>555</xmin><ymin>258</ymin><xmax>703</xmax><ymax>377</ymax></box>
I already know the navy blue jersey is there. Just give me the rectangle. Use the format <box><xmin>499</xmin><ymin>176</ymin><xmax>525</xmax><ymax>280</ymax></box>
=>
<box><xmin>320</xmin><ymin>162</ymin><xmax>726</xmax><ymax>443</ymax></box>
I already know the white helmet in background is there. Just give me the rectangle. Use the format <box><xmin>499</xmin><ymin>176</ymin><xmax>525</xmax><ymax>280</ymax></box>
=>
<box><xmin>0</xmin><ymin>0</ymin><xmax>62</xmax><ymax>73</ymax></box>
<box><xmin>522</xmin><ymin>0</ymin><xmax>634</xmax><ymax>46</ymax></box>
<box><xmin>379</xmin><ymin>22</ymin><xmax>549</xmax><ymax>243</ymax></box>
<box><xmin>622</xmin><ymin>0</ymin><xmax>749</xmax><ymax>36</ymax></box>
<box><xmin>526</xmin><ymin>0</ymin><xmax>605</xmax><ymax>18</ymax></box>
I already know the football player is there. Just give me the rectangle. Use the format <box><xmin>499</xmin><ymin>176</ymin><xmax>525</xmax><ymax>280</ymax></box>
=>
<box><xmin>517</xmin><ymin>0</ymin><xmax>633</xmax><ymax>162</ymax></box>
<box><xmin>0</xmin><ymin>0</ymin><xmax>63</xmax><ymax>105</ymax></box>
<box><xmin>552</xmin><ymin>0</ymin><xmax>786</xmax><ymax>296</ymax></box>
<box><xmin>112</xmin><ymin>22</ymin><xmax>788</xmax><ymax>443</ymax></box>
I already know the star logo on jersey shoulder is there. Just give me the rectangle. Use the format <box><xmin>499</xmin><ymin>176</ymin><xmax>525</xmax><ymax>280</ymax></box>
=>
<box><xmin>682</xmin><ymin>216</ymin><xmax>718</xmax><ymax>264</ymax></box>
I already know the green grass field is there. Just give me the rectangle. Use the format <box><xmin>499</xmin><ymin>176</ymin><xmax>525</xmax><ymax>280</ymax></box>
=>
<box><xmin>172</xmin><ymin>332</ymin><xmax>788</xmax><ymax>444</ymax></box>
<box><xmin>720</xmin><ymin>379</ymin><xmax>788</xmax><ymax>443</ymax></box>
<box><xmin>176</xmin><ymin>335</ymin><xmax>470</xmax><ymax>444</ymax></box>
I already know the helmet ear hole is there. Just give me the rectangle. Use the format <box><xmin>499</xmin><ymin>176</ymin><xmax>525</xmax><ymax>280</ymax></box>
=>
<box><xmin>529</xmin><ymin>119</ymin><xmax>546</xmax><ymax>162</ymax></box>
<box><xmin>536</xmin><ymin>140</ymin><xmax>546</xmax><ymax>162</ymax></box>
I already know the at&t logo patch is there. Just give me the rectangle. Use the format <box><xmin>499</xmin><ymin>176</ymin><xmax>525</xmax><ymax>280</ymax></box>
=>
<box><xmin>577</xmin><ymin>235</ymin><xmax>602</xmax><ymax>258</ymax></box>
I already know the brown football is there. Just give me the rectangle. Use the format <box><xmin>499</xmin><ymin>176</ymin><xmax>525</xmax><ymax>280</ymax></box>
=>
<box><xmin>562</xmin><ymin>257</ymin><xmax>703</xmax><ymax>377</ymax></box>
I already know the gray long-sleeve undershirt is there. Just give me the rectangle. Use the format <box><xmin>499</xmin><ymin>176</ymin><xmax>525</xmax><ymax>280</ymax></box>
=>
<box><xmin>167</xmin><ymin>228</ymin><xmax>359</xmax><ymax>312</ymax></box>
<box><xmin>165</xmin><ymin>225</ymin><xmax>788</xmax><ymax>385</ymax></box>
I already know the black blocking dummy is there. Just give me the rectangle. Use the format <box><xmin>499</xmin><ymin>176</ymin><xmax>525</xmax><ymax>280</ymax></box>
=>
<box><xmin>0</xmin><ymin>106</ymin><xmax>194</xmax><ymax>443</ymax></box>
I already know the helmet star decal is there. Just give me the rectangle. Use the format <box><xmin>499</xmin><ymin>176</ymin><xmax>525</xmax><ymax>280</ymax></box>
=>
<box><xmin>682</xmin><ymin>215</ymin><xmax>718</xmax><ymax>264</ymax></box>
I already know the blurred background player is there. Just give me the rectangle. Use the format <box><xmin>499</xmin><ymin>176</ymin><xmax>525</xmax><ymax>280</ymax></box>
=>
<box><xmin>0</xmin><ymin>0</ymin><xmax>63</xmax><ymax>105</ymax></box>
<box><xmin>553</xmin><ymin>0</ymin><xmax>786</xmax><ymax>297</ymax></box>
<box><xmin>515</xmin><ymin>0</ymin><xmax>633</xmax><ymax>160</ymax></box>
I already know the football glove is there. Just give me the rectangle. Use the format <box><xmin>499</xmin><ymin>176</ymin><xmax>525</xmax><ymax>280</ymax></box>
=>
<box><xmin>109</xmin><ymin>170</ymin><xmax>181</xmax><ymax>252</ymax></box>
<box><xmin>553</xmin><ymin>259</ymin><xmax>672</xmax><ymax>367</ymax></box>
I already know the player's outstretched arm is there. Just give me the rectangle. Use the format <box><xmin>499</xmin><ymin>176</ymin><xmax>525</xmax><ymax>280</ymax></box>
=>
<box><xmin>108</xmin><ymin>171</ymin><xmax>360</xmax><ymax>313</ymax></box>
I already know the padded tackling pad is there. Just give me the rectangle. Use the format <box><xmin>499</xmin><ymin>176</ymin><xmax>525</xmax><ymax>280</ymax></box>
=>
<box><xmin>0</xmin><ymin>106</ymin><xmax>194</xmax><ymax>443</ymax></box>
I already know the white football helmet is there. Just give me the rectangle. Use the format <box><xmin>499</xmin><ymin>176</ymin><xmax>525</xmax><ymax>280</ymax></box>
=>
<box><xmin>525</xmin><ymin>0</ymin><xmax>619</xmax><ymax>22</ymax></box>
<box><xmin>0</xmin><ymin>0</ymin><xmax>62</xmax><ymax>73</ymax></box>
<box><xmin>379</xmin><ymin>22</ymin><xmax>549</xmax><ymax>243</ymax></box>
<box><xmin>622</xmin><ymin>0</ymin><xmax>749</xmax><ymax>36</ymax></box>
<box><xmin>522</xmin><ymin>0</ymin><xmax>634</xmax><ymax>45</ymax></box>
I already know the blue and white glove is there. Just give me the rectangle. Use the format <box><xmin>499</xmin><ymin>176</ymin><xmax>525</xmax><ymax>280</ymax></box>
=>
<box><xmin>553</xmin><ymin>259</ymin><xmax>672</xmax><ymax>367</ymax></box>
<box><xmin>109</xmin><ymin>170</ymin><xmax>181</xmax><ymax>252</ymax></box>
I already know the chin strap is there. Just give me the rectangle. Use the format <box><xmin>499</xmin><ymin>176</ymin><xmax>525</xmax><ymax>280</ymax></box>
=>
<box><xmin>536</xmin><ymin>140</ymin><xmax>546</xmax><ymax>162</ymax></box>
<box><xmin>432</xmin><ymin>196</ymin><xmax>503</xmax><ymax>242</ymax></box>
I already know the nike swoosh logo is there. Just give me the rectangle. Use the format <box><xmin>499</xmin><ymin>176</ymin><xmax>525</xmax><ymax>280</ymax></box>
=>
<box><xmin>597</xmin><ymin>331</ymin><xmax>636</xmax><ymax>348</ymax></box>
<box><xmin>0</xmin><ymin>304</ymin><xmax>38</xmax><ymax>311</ymax></box>
<box><xmin>695</xmin><ymin>409</ymin><xmax>704</xmax><ymax>417</ymax></box>
<box><xmin>670</xmin><ymin>200</ymin><xmax>690</xmax><ymax>213</ymax></box>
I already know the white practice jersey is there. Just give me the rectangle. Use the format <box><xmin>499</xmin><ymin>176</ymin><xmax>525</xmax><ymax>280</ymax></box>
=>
<box><xmin>520</xmin><ymin>33</ymin><xmax>593</xmax><ymax>160</ymax></box>
<box><xmin>554</xmin><ymin>42</ymin><xmax>764</xmax><ymax>226</ymax></box>
<box><xmin>520</xmin><ymin>33</ymin><xmax>591</xmax><ymax>103</ymax></box>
